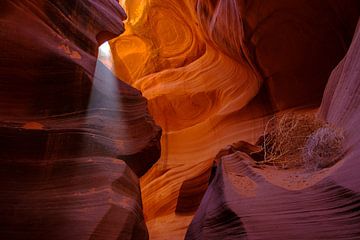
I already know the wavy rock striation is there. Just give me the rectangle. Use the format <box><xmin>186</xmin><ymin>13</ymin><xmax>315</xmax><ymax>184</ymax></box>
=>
<box><xmin>111</xmin><ymin>0</ymin><xmax>360</xmax><ymax>238</ymax></box>
<box><xmin>0</xmin><ymin>1</ymin><xmax>161</xmax><ymax>239</ymax></box>
<box><xmin>186</xmin><ymin>20</ymin><xmax>360</xmax><ymax>239</ymax></box>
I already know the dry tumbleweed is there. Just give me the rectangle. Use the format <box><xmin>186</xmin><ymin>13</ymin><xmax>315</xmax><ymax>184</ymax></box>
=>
<box><xmin>261</xmin><ymin>113</ymin><xmax>344</xmax><ymax>170</ymax></box>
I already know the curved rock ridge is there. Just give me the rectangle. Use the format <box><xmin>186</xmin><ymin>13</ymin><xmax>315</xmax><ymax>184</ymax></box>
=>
<box><xmin>111</xmin><ymin>0</ymin><xmax>360</xmax><ymax>238</ymax></box>
<box><xmin>0</xmin><ymin>157</ymin><xmax>148</xmax><ymax>240</ymax></box>
<box><xmin>0</xmin><ymin>1</ymin><xmax>161</xmax><ymax>239</ymax></box>
<box><xmin>186</xmin><ymin>20</ymin><xmax>360</xmax><ymax>239</ymax></box>
<box><xmin>318</xmin><ymin>20</ymin><xmax>360</xmax><ymax>193</ymax></box>
<box><xmin>186</xmin><ymin>152</ymin><xmax>360</xmax><ymax>239</ymax></box>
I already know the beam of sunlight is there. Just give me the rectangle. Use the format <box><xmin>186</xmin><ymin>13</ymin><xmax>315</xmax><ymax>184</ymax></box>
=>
<box><xmin>90</xmin><ymin>41</ymin><xmax>119</xmax><ymax>109</ymax></box>
<box><xmin>98</xmin><ymin>41</ymin><xmax>114</xmax><ymax>72</ymax></box>
<box><xmin>85</xmin><ymin>41</ymin><xmax>123</xmax><ymax>143</ymax></box>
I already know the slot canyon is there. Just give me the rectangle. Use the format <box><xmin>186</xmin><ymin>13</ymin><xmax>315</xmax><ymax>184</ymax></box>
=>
<box><xmin>1</xmin><ymin>0</ymin><xmax>360</xmax><ymax>239</ymax></box>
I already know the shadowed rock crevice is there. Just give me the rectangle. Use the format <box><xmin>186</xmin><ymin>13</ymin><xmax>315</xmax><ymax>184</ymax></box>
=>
<box><xmin>0</xmin><ymin>1</ymin><xmax>161</xmax><ymax>239</ymax></box>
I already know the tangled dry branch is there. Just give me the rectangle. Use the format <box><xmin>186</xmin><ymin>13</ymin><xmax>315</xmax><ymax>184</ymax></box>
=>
<box><xmin>260</xmin><ymin>113</ymin><xmax>344</xmax><ymax>170</ymax></box>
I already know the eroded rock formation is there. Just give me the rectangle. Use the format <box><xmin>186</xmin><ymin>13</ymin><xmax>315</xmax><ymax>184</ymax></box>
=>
<box><xmin>111</xmin><ymin>0</ymin><xmax>360</xmax><ymax>238</ymax></box>
<box><xmin>186</xmin><ymin>20</ymin><xmax>360</xmax><ymax>239</ymax></box>
<box><xmin>1</xmin><ymin>0</ymin><xmax>360</xmax><ymax>239</ymax></box>
<box><xmin>0</xmin><ymin>1</ymin><xmax>161</xmax><ymax>239</ymax></box>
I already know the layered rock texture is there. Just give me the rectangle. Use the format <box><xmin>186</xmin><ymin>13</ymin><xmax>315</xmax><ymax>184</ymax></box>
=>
<box><xmin>186</xmin><ymin>20</ymin><xmax>360</xmax><ymax>239</ymax></box>
<box><xmin>1</xmin><ymin>0</ymin><xmax>360</xmax><ymax>239</ymax></box>
<box><xmin>0</xmin><ymin>1</ymin><xmax>160</xmax><ymax>239</ymax></box>
<box><xmin>111</xmin><ymin>0</ymin><xmax>360</xmax><ymax>238</ymax></box>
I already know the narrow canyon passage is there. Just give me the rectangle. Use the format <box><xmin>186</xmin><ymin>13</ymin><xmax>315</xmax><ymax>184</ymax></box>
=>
<box><xmin>109</xmin><ymin>1</ymin><xmax>360</xmax><ymax>239</ymax></box>
<box><xmin>1</xmin><ymin>0</ymin><xmax>360</xmax><ymax>240</ymax></box>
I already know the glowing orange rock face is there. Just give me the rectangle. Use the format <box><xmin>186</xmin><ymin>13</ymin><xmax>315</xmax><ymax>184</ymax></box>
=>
<box><xmin>111</xmin><ymin>0</ymin><xmax>360</xmax><ymax>238</ymax></box>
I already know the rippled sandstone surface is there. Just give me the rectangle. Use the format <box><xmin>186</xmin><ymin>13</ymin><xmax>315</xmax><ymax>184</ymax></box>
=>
<box><xmin>1</xmin><ymin>0</ymin><xmax>360</xmax><ymax>239</ymax></box>
<box><xmin>0</xmin><ymin>1</ymin><xmax>161</xmax><ymax>239</ymax></box>
<box><xmin>186</xmin><ymin>20</ymin><xmax>360</xmax><ymax>239</ymax></box>
<box><xmin>112</xmin><ymin>0</ymin><xmax>360</xmax><ymax>238</ymax></box>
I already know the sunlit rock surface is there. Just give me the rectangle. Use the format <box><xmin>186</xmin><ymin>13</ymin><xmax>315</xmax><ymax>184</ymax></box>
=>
<box><xmin>0</xmin><ymin>1</ymin><xmax>161</xmax><ymax>239</ymax></box>
<box><xmin>111</xmin><ymin>0</ymin><xmax>360</xmax><ymax>238</ymax></box>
